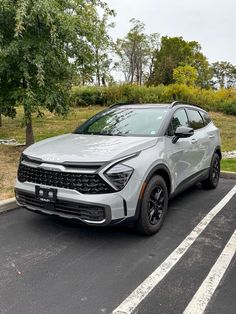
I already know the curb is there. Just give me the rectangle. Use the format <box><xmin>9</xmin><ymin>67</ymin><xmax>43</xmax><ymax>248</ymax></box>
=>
<box><xmin>220</xmin><ymin>171</ymin><xmax>236</xmax><ymax>180</ymax></box>
<box><xmin>0</xmin><ymin>198</ymin><xmax>17</xmax><ymax>214</ymax></box>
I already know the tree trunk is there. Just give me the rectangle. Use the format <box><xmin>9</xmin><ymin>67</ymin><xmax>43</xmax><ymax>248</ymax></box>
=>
<box><xmin>139</xmin><ymin>59</ymin><xmax>143</xmax><ymax>85</ymax></box>
<box><xmin>101</xmin><ymin>76</ymin><xmax>106</xmax><ymax>86</ymax></box>
<box><xmin>139</xmin><ymin>49</ymin><xmax>143</xmax><ymax>85</ymax></box>
<box><xmin>24</xmin><ymin>106</ymin><xmax>35</xmax><ymax>147</ymax></box>
<box><xmin>130</xmin><ymin>71</ymin><xmax>134</xmax><ymax>84</ymax></box>
<box><xmin>149</xmin><ymin>57</ymin><xmax>154</xmax><ymax>79</ymax></box>
<box><xmin>95</xmin><ymin>48</ymin><xmax>101</xmax><ymax>87</ymax></box>
<box><xmin>0</xmin><ymin>114</ymin><xmax>2</xmax><ymax>127</ymax></box>
<box><xmin>129</xmin><ymin>42</ymin><xmax>136</xmax><ymax>84</ymax></box>
<box><xmin>22</xmin><ymin>76</ymin><xmax>34</xmax><ymax>147</ymax></box>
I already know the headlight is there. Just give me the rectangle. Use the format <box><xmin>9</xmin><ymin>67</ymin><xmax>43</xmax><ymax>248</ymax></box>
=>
<box><xmin>104</xmin><ymin>163</ymin><xmax>134</xmax><ymax>190</ymax></box>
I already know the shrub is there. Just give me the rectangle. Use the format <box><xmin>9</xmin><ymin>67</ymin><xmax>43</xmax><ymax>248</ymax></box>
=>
<box><xmin>70</xmin><ymin>84</ymin><xmax>236</xmax><ymax>116</ymax></box>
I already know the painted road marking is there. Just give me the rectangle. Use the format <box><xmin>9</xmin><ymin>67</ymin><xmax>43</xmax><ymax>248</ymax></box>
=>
<box><xmin>112</xmin><ymin>185</ymin><xmax>236</xmax><ymax>314</ymax></box>
<box><xmin>183</xmin><ymin>228</ymin><xmax>236</xmax><ymax>314</ymax></box>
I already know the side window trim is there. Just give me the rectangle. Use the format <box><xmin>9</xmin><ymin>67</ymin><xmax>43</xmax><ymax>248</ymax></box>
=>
<box><xmin>199</xmin><ymin>111</ymin><xmax>207</xmax><ymax>126</ymax></box>
<box><xmin>199</xmin><ymin>110</ymin><xmax>212</xmax><ymax>126</ymax></box>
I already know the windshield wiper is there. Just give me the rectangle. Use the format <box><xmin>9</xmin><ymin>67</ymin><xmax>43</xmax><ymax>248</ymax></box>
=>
<box><xmin>75</xmin><ymin>131</ymin><xmax>125</xmax><ymax>136</ymax></box>
<box><xmin>87</xmin><ymin>132</ymin><xmax>125</xmax><ymax>136</ymax></box>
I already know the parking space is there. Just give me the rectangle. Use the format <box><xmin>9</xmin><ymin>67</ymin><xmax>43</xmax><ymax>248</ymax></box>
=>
<box><xmin>0</xmin><ymin>178</ymin><xmax>235</xmax><ymax>314</ymax></box>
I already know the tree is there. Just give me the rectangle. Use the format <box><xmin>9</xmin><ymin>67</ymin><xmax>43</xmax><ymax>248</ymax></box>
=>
<box><xmin>191</xmin><ymin>51</ymin><xmax>212</xmax><ymax>88</ymax></box>
<box><xmin>173</xmin><ymin>65</ymin><xmax>198</xmax><ymax>86</ymax></box>
<box><xmin>0</xmin><ymin>0</ymin><xmax>112</xmax><ymax>146</ymax></box>
<box><xmin>148</xmin><ymin>36</ymin><xmax>210</xmax><ymax>87</ymax></box>
<box><xmin>211</xmin><ymin>61</ymin><xmax>236</xmax><ymax>88</ymax></box>
<box><xmin>92</xmin><ymin>12</ymin><xmax>115</xmax><ymax>86</ymax></box>
<box><xmin>144</xmin><ymin>32</ymin><xmax>160</xmax><ymax>82</ymax></box>
<box><xmin>74</xmin><ymin>7</ymin><xmax>115</xmax><ymax>86</ymax></box>
<box><xmin>115</xmin><ymin>19</ymin><xmax>160</xmax><ymax>85</ymax></box>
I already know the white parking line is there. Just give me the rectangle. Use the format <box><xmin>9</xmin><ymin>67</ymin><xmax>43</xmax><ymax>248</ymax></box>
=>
<box><xmin>112</xmin><ymin>185</ymin><xmax>236</xmax><ymax>314</ymax></box>
<box><xmin>183</xmin><ymin>228</ymin><xmax>236</xmax><ymax>314</ymax></box>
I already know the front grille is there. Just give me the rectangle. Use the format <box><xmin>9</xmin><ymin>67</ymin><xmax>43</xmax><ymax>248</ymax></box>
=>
<box><xmin>16</xmin><ymin>191</ymin><xmax>106</xmax><ymax>222</ymax></box>
<box><xmin>18</xmin><ymin>164</ymin><xmax>114</xmax><ymax>194</ymax></box>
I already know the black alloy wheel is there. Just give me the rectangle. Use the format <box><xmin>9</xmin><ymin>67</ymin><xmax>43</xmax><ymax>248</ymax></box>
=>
<box><xmin>202</xmin><ymin>153</ymin><xmax>221</xmax><ymax>189</ymax></box>
<box><xmin>148</xmin><ymin>186</ymin><xmax>165</xmax><ymax>225</ymax></box>
<box><xmin>212</xmin><ymin>157</ymin><xmax>220</xmax><ymax>185</ymax></box>
<box><xmin>135</xmin><ymin>175</ymin><xmax>168</xmax><ymax>236</ymax></box>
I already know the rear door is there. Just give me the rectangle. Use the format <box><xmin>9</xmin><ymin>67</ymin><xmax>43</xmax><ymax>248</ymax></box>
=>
<box><xmin>186</xmin><ymin>109</ymin><xmax>211</xmax><ymax>173</ymax></box>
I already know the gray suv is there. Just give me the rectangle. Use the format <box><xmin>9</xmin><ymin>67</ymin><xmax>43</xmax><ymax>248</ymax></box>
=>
<box><xmin>15</xmin><ymin>102</ymin><xmax>221</xmax><ymax>235</ymax></box>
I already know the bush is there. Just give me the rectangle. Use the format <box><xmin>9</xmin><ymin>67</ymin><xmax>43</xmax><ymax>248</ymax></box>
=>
<box><xmin>70</xmin><ymin>84</ymin><xmax>236</xmax><ymax>116</ymax></box>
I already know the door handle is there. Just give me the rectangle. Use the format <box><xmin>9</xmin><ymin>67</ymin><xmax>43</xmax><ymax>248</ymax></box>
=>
<box><xmin>191</xmin><ymin>138</ymin><xmax>197</xmax><ymax>144</ymax></box>
<box><xmin>209</xmin><ymin>134</ymin><xmax>215</xmax><ymax>139</ymax></box>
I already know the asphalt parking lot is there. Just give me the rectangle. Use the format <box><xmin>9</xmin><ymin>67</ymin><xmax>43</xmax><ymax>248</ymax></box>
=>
<box><xmin>0</xmin><ymin>178</ymin><xmax>235</xmax><ymax>314</ymax></box>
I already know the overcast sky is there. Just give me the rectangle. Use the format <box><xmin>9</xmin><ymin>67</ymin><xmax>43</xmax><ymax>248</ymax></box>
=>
<box><xmin>106</xmin><ymin>0</ymin><xmax>236</xmax><ymax>65</ymax></box>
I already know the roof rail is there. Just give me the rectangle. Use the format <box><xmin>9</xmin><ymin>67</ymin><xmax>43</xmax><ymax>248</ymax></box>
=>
<box><xmin>109</xmin><ymin>103</ymin><xmax>130</xmax><ymax>109</ymax></box>
<box><xmin>109</xmin><ymin>101</ymin><xmax>202</xmax><ymax>109</ymax></box>
<box><xmin>170</xmin><ymin>101</ymin><xmax>201</xmax><ymax>108</ymax></box>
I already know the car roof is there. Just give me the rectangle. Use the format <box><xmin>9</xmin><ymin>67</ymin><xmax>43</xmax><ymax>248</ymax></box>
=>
<box><xmin>110</xmin><ymin>102</ymin><xmax>205</xmax><ymax>112</ymax></box>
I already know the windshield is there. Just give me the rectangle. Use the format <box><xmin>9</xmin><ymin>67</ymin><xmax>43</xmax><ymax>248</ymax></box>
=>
<box><xmin>74</xmin><ymin>107</ymin><xmax>168</xmax><ymax>137</ymax></box>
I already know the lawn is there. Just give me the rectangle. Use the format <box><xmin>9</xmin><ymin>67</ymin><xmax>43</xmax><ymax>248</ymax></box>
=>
<box><xmin>209</xmin><ymin>112</ymin><xmax>236</xmax><ymax>152</ymax></box>
<box><xmin>0</xmin><ymin>106</ymin><xmax>103</xmax><ymax>200</ymax></box>
<box><xmin>221</xmin><ymin>159</ymin><xmax>236</xmax><ymax>172</ymax></box>
<box><xmin>0</xmin><ymin>106</ymin><xmax>102</xmax><ymax>143</ymax></box>
<box><xmin>0</xmin><ymin>107</ymin><xmax>235</xmax><ymax>200</ymax></box>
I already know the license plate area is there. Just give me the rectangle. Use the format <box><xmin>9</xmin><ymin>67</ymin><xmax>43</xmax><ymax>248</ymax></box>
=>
<box><xmin>35</xmin><ymin>186</ymin><xmax>57</xmax><ymax>203</ymax></box>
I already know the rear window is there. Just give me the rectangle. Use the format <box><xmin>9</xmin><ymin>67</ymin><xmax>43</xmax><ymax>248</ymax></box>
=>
<box><xmin>200</xmin><ymin>111</ymin><xmax>211</xmax><ymax>125</ymax></box>
<box><xmin>187</xmin><ymin>109</ymin><xmax>205</xmax><ymax>130</ymax></box>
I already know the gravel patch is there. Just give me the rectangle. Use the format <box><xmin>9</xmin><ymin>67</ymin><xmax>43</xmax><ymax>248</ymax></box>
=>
<box><xmin>0</xmin><ymin>139</ymin><xmax>25</xmax><ymax>146</ymax></box>
<box><xmin>222</xmin><ymin>151</ymin><xmax>236</xmax><ymax>159</ymax></box>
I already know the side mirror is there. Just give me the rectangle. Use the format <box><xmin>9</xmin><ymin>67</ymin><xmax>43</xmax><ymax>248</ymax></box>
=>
<box><xmin>172</xmin><ymin>126</ymin><xmax>194</xmax><ymax>144</ymax></box>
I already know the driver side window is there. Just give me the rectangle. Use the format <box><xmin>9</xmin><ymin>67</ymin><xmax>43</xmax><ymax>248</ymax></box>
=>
<box><xmin>166</xmin><ymin>109</ymin><xmax>189</xmax><ymax>136</ymax></box>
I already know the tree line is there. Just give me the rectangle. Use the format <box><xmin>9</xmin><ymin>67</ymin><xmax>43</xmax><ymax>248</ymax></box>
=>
<box><xmin>112</xmin><ymin>19</ymin><xmax>236</xmax><ymax>89</ymax></box>
<box><xmin>0</xmin><ymin>0</ymin><xmax>236</xmax><ymax>146</ymax></box>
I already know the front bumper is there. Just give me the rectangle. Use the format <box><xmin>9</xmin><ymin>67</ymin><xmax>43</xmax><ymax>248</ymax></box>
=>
<box><xmin>15</xmin><ymin>173</ymin><xmax>142</xmax><ymax>225</ymax></box>
<box><xmin>15</xmin><ymin>188</ymin><xmax>112</xmax><ymax>225</ymax></box>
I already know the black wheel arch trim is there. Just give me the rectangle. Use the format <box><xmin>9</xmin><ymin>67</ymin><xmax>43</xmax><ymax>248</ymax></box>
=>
<box><xmin>134</xmin><ymin>164</ymin><xmax>172</xmax><ymax>220</ymax></box>
<box><xmin>205</xmin><ymin>146</ymin><xmax>222</xmax><ymax>178</ymax></box>
<box><xmin>214</xmin><ymin>145</ymin><xmax>222</xmax><ymax>160</ymax></box>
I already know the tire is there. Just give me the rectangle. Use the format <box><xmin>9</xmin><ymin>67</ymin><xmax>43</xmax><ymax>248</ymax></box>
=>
<box><xmin>201</xmin><ymin>153</ymin><xmax>220</xmax><ymax>190</ymax></box>
<box><xmin>135</xmin><ymin>175</ymin><xmax>168</xmax><ymax>236</ymax></box>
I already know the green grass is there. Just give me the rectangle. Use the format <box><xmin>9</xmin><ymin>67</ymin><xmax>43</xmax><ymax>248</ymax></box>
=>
<box><xmin>221</xmin><ymin>159</ymin><xmax>236</xmax><ymax>172</ymax></box>
<box><xmin>209</xmin><ymin>112</ymin><xmax>236</xmax><ymax>152</ymax></box>
<box><xmin>0</xmin><ymin>106</ymin><xmax>103</xmax><ymax>143</ymax></box>
<box><xmin>0</xmin><ymin>106</ymin><xmax>103</xmax><ymax>200</ymax></box>
<box><xmin>0</xmin><ymin>146</ymin><xmax>24</xmax><ymax>200</ymax></box>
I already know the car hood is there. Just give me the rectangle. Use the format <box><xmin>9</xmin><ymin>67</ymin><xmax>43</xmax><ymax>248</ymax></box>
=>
<box><xmin>23</xmin><ymin>134</ymin><xmax>158</xmax><ymax>163</ymax></box>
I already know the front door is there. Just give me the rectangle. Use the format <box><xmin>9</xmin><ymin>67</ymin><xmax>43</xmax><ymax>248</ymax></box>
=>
<box><xmin>165</xmin><ymin>108</ymin><xmax>197</xmax><ymax>189</ymax></box>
